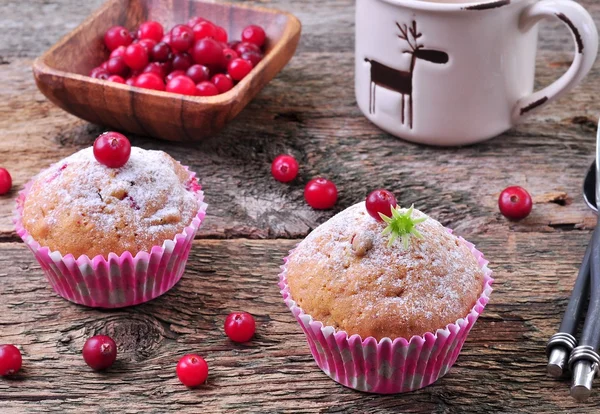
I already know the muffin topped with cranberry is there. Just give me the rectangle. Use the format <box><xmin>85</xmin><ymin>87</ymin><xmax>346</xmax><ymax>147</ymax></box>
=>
<box><xmin>284</xmin><ymin>202</ymin><xmax>485</xmax><ymax>341</ymax></box>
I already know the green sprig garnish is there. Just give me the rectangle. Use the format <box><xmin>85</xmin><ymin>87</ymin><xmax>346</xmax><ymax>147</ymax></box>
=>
<box><xmin>380</xmin><ymin>204</ymin><xmax>427</xmax><ymax>248</ymax></box>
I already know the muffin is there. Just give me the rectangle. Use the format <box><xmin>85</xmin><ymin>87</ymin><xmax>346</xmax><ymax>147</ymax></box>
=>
<box><xmin>279</xmin><ymin>202</ymin><xmax>492</xmax><ymax>393</ymax></box>
<box><xmin>15</xmin><ymin>146</ymin><xmax>207</xmax><ymax>308</ymax></box>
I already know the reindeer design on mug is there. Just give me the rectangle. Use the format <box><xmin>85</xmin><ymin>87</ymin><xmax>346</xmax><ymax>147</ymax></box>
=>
<box><xmin>364</xmin><ymin>21</ymin><xmax>449</xmax><ymax>129</ymax></box>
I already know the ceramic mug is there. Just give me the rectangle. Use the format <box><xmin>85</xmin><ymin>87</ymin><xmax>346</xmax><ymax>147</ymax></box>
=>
<box><xmin>355</xmin><ymin>0</ymin><xmax>599</xmax><ymax>146</ymax></box>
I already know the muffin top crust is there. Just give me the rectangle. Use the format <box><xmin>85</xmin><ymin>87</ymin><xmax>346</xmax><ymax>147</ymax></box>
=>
<box><xmin>21</xmin><ymin>147</ymin><xmax>199</xmax><ymax>258</ymax></box>
<box><xmin>284</xmin><ymin>202</ymin><xmax>485</xmax><ymax>341</ymax></box>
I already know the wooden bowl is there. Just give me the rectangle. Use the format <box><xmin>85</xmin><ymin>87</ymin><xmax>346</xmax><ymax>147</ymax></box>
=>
<box><xmin>32</xmin><ymin>0</ymin><xmax>301</xmax><ymax>141</ymax></box>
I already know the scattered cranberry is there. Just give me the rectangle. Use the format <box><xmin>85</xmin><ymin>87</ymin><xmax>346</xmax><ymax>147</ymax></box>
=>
<box><xmin>211</xmin><ymin>74</ymin><xmax>233</xmax><ymax>93</ymax></box>
<box><xmin>90</xmin><ymin>67</ymin><xmax>110</xmax><ymax>80</ymax></box>
<box><xmin>172</xmin><ymin>52</ymin><xmax>193</xmax><ymax>71</ymax></box>
<box><xmin>0</xmin><ymin>168</ymin><xmax>12</xmax><ymax>195</ymax></box>
<box><xmin>93</xmin><ymin>132</ymin><xmax>132</xmax><ymax>168</ymax></box>
<box><xmin>365</xmin><ymin>189</ymin><xmax>397</xmax><ymax>221</ymax></box>
<box><xmin>104</xmin><ymin>26</ymin><xmax>133</xmax><ymax>51</ymax></box>
<box><xmin>170</xmin><ymin>24</ymin><xmax>195</xmax><ymax>52</ymax></box>
<box><xmin>82</xmin><ymin>335</ymin><xmax>117</xmax><ymax>371</ymax></box>
<box><xmin>166</xmin><ymin>76</ymin><xmax>197</xmax><ymax>96</ymax></box>
<box><xmin>192</xmin><ymin>38</ymin><xmax>223</xmax><ymax>66</ymax></box>
<box><xmin>192</xmin><ymin>21</ymin><xmax>217</xmax><ymax>41</ymax></box>
<box><xmin>241</xmin><ymin>25</ymin><xmax>266</xmax><ymax>47</ymax></box>
<box><xmin>108</xmin><ymin>75</ymin><xmax>125</xmax><ymax>83</ymax></box>
<box><xmin>214</xmin><ymin>26</ymin><xmax>228</xmax><ymax>43</ymax></box>
<box><xmin>195</xmin><ymin>81</ymin><xmax>219</xmax><ymax>96</ymax></box>
<box><xmin>498</xmin><ymin>186</ymin><xmax>532</xmax><ymax>221</ymax></box>
<box><xmin>134</xmin><ymin>72</ymin><xmax>165</xmax><ymax>91</ymax></box>
<box><xmin>305</xmin><ymin>178</ymin><xmax>338</xmax><ymax>210</ymax></box>
<box><xmin>137</xmin><ymin>21</ymin><xmax>164</xmax><ymax>42</ymax></box>
<box><xmin>152</xmin><ymin>42</ymin><xmax>172</xmax><ymax>62</ymax></box>
<box><xmin>224</xmin><ymin>312</ymin><xmax>256</xmax><ymax>343</ymax></box>
<box><xmin>123</xmin><ymin>43</ymin><xmax>149</xmax><ymax>70</ymax></box>
<box><xmin>0</xmin><ymin>345</ymin><xmax>22</xmax><ymax>376</ymax></box>
<box><xmin>271</xmin><ymin>155</ymin><xmax>299</xmax><ymax>183</ymax></box>
<box><xmin>186</xmin><ymin>64</ymin><xmax>210</xmax><ymax>83</ymax></box>
<box><xmin>241</xmin><ymin>51</ymin><xmax>262</xmax><ymax>67</ymax></box>
<box><xmin>227</xmin><ymin>58</ymin><xmax>253</xmax><ymax>81</ymax></box>
<box><xmin>176</xmin><ymin>354</ymin><xmax>208</xmax><ymax>388</ymax></box>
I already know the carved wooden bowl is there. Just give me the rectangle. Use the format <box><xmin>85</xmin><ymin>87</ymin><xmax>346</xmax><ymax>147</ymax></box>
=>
<box><xmin>32</xmin><ymin>0</ymin><xmax>301</xmax><ymax>141</ymax></box>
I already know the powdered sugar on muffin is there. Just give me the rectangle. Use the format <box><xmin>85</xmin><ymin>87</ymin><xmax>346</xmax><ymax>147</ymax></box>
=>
<box><xmin>285</xmin><ymin>202</ymin><xmax>485</xmax><ymax>341</ymax></box>
<box><xmin>22</xmin><ymin>147</ymin><xmax>200</xmax><ymax>258</ymax></box>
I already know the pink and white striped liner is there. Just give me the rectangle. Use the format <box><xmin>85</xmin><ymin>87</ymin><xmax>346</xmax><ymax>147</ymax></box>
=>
<box><xmin>279</xmin><ymin>235</ymin><xmax>493</xmax><ymax>394</ymax></box>
<box><xmin>14</xmin><ymin>169</ymin><xmax>207</xmax><ymax>309</ymax></box>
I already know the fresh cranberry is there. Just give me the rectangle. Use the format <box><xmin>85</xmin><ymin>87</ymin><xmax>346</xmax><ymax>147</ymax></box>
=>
<box><xmin>143</xmin><ymin>62</ymin><xmax>170</xmax><ymax>79</ymax></box>
<box><xmin>166</xmin><ymin>76</ymin><xmax>197</xmax><ymax>96</ymax></box>
<box><xmin>93</xmin><ymin>132</ymin><xmax>131</xmax><ymax>168</ymax></box>
<box><xmin>125</xmin><ymin>76</ymin><xmax>137</xmax><ymax>86</ymax></box>
<box><xmin>106</xmin><ymin>56</ymin><xmax>128</xmax><ymax>76</ymax></box>
<box><xmin>0</xmin><ymin>345</ymin><xmax>22</xmax><ymax>376</ymax></box>
<box><xmin>241</xmin><ymin>25</ymin><xmax>266</xmax><ymax>47</ymax></box>
<box><xmin>123</xmin><ymin>43</ymin><xmax>149</xmax><ymax>70</ymax></box>
<box><xmin>221</xmin><ymin>48</ymin><xmax>239</xmax><ymax>67</ymax></box>
<box><xmin>129</xmin><ymin>30</ymin><xmax>138</xmax><ymax>41</ymax></box>
<box><xmin>165</xmin><ymin>70</ymin><xmax>186</xmax><ymax>83</ymax></box>
<box><xmin>234</xmin><ymin>41</ymin><xmax>261</xmax><ymax>56</ymax></box>
<box><xmin>305</xmin><ymin>178</ymin><xmax>338</xmax><ymax>209</ymax></box>
<box><xmin>186</xmin><ymin>64</ymin><xmax>210</xmax><ymax>83</ymax></box>
<box><xmin>214</xmin><ymin>26</ymin><xmax>228</xmax><ymax>43</ymax></box>
<box><xmin>170</xmin><ymin>24</ymin><xmax>194</xmax><ymax>52</ymax></box>
<box><xmin>90</xmin><ymin>67</ymin><xmax>110</xmax><ymax>80</ymax></box>
<box><xmin>365</xmin><ymin>189</ymin><xmax>397</xmax><ymax>221</ymax></box>
<box><xmin>0</xmin><ymin>168</ymin><xmax>12</xmax><ymax>195</ymax></box>
<box><xmin>241</xmin><ymin>51</ymin><xmax>262</xmax><ymax>67</ymax></box>
<box><xmin>499</xmin><ymin>186</ymin><xmax>532</xmax><ymax>220</ymax></box>
<box><xmin>108</xmin><ymin>75</ymin><xmax>125</xmax><ymax>83</ymax></box>
<box><xmin>271</xmin><ymin>155</ymin><xmax>298</xmax><ymax>183</ymax></box>
<box><xmin>211</xmin><ymin>74</ymin><xmax>233</xmax><ymax>93</ymax></box>
<box><xmin>82</xmin><ymin>335</ymin><xmax>117</xmax><ymax>371</ymax></box>
<box><xmin>137</xmin><ymin>21</ymin><xmax>164</xmax><ymax>42</ymax></box>
<box><xmin>192</xmin><ymin>38</ymin><xmax>223</xmax><ymax>66</ymax></box>
<box><xmin>151</xmin><ymin>42</ymin><xmax>172</xmax><ymax>62</ymax></box>
<box><xmin>224</xmin><ymin>312</ymin><xmax>256</xmax><ymax>343</ymax></box>
<box><xmin>104</xmin><ymin>26</ymin><xmax>133</xmax><ymax>51</ymax></box>
<box><xmin>227</xmin><ymin>58</ymin><xmax>253</xmax><ymax>81</ymax></box>
<box><xmin>192</xmin><ymin>21</ymin><xmax>217</xmax><ymax>41</ymax></box>
<box><xmin>188</xmin><ymin>16</ymin><xmax>207</xmax><ymax>28</ymax></box>
<box><xmin>110</xmin><ymin>45</ymin><xmax>127</xmax><ymax>59</ymax></box>
<box><xmin>137</xmin><ymin>38</ymin><xmax>157</xmax><ymax>55</ymax></box>
<box><xmin>176</xmin><ymin>354</ymin><xmax>208</xmax><ymax>388</ymax></box>
<box><xmin>161</xmin><ymin>34</ymin><xmax>172</xmax><ymax>46</ymax></box>
<box><xmin>100</xmin><ymin>61</ymin><xmax>110</xmax><ymax>69</ymax></box>
<box><xmin>228</xmin><ymin>40</ymin><xmax>241</xmax><ymax>50</ymax></box>
<box><xmin>196</xmin><ymin>81</ymin><xmax>219</xmax><ymax>96</ymax></box>
<box><xmin>134</xmin><ymin>72</ymin><xmax>165</xmax><ymax>91</ymax></box>
<box><xmin>172</xmin><ymin>52</ymin><xmax>193</xmax><ymax>71</ymax></box>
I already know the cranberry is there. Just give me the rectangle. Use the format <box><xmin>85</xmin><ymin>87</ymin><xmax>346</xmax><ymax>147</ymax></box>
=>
<box><xmin>170</xmin><ymin>24</ymin><xmax>194</xmax><ymax>52</ymax></box>
<box><xmin>134</xmin><ymin>72</ymin><xmax>165</xmax><ymax>91</ymax></box>
<box><xmin>123</xmin><ymin>43</ymin><xmax>149</xmax><ymax>70</ymax></box>
<box><xmin>100</xmin><ymin>61</ymin><xmax>110</xmax><ymax>70</ymax></box>
<box><xmin>196</xmin><ymin>81</ymin><xmax>219</xmax><ymax>96</ymax></box>
<box><xmin>271</xmin><ymin>155</ymin><xmax>298</xmax><ymax>183</ymax></box>
<box><xmin>176</xmin><ymin>354</ymin><xmax>208</xmax><ymax>388</ymax></box>
<box><xmin>192</xmin><ymin>38</ymin><xmax>223</xmax><ymax>66</ymax></box>
<box><xmin>186</xmin><ymin>64</ymin><xmax>210</xmax><ymax>83</ymax></box>
<box><xmin>224</xmin><ymin>312</ymin><xmax>256</xmax><ymax>343</ymax></box>
<box><xmin>110</xmin><ymin>45</ymin><xmax>127</xmax><ymax>59</ymax></box>
<box><xmin>165</xmin><ymin>70</ymin><xmax>186</xmax><ymax>83</ymax></box>
<box><xmin>304</xmin><ymin>178</ymin><xmax>338</xmax><ymax>209</ymax></box>
<box><xmin>214</xmin><ymin>26</ymin><xmax>228</xmax><ymax>43</ymax></box>
<box><xmin>228</xmin><ymin>40</ymin><xmax>241</xmax><ymax>50</ymax></box>
<box><xmin>172</xmin><ymin>52</ymin><xmax>193</xmax><ymax>71</ymax></box>
<box><xmin>365</xmin><ymin>189</ymin><xmax>397</xmax><ymax>221</ymax></box>
<box><xmin>106</xmin><ymin>56</ymin><xmax>128</xmax><ymax>76</ymax></box>
<box><xmin>241</xmin><ymin>25</ymin><xmax>266</xmax><ymax>47</ymax></box>
<box><xmin>211</xmin><ymin>74</ymin><xmax>233</xmax><ymax>93</ymax></box>
<box><xmin>104</xmin><ymin>26</ymin><xmax>133</xmax><ymax>51</ymax></box>
<box><xmin>0</xmin><ymin>168</ymin><xmax>12</xmax><ymax>195</ymax></box>
<box><xmin>82</xmin><ymin>335</ymin><xmax>117</xmax><ymax>371</ymax></box>
<box><xmin>137</xmin><ymin>21</ymin><xmax>164</xmax><ymax>42</ymax></box>
<box><xmin>93</xmin><ymin>132</ymin><xmax>131</xmax><ymax>168</ymax></box>
<box><xmin>234</xmin><ymin>41</ymin><xmax>261</xmax><ymax>56</ymax></box>
<box><xmin>166</xmin><ymin>76</ymin><xmax>197</xmax><ymax>96</ymax></box>
<box><xmin>0</xmin><ymin>345</ymin><xmax>22</xmax><ymax>376</ymax></box>
<box><xmin>137</xmin><ymin>38</ymin><xmax>157</xmax><ymax>55</ymax></box>
<box><xmin>227</xmin><ymin>58</ymin><xmax>253</xmax><ymax>81</ymax></box>
<box><xmin>498</xmin><ymin>186</ymin><xmax>532</xmax><ymax>221</ymax></box>
<box><xmin>125</xmin><ymin>76</ymin><xmax>137</xmax><ymax>86</ymax></box>
<box><xmin>143</xmin><ymin>62</ymin><xmax>170</xmax><ymax>79</ymax></box>
<box><xmin>90</xmin><ymin>67</ymin><xmax>110</xmax><ymax>80</ymax></box>
<box><xmin>241</xmin><ymin>51</ymin><xmax>262</xmax><ymax>67</ymax></box>
<box><xmin>108</xmin><ymin>75</ymin><xmax>125</xmax><ymax>83</ymax></box>
<box><xmin>192</xmin><ymin>21</ymin><xmax>217</xmax><ymax>41</ymax></box>
<box><xmin>151</xmin><ymin>42</ymin><xmax>172</xmax><ymax>62</ymax></box>
<box><xmin>161</xmin><ymin>34</ymin><xmax>172</xmax><ymax>46</ymax></box>
<box><xmin>221</xmin><ymin>48</ymin><xmax>239</xmax><ymax>67</ymax></box>
<box><xmin>188</xmin><ymin>16</ymin><xmax>207</xmax><ymax>28</ymax></box>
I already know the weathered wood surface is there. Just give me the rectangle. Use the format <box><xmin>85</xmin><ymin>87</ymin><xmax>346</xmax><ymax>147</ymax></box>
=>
<box><xmin>2</xmin><ymin>0</ymin><xmax>600</xmax><ymax>412</ymax></box>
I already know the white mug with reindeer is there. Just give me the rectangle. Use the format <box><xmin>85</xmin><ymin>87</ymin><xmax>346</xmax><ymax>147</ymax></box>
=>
<box><xmin>355</xmin><ymin>0</ymin><xmax>598</xmax><ymax>146</ymax></box>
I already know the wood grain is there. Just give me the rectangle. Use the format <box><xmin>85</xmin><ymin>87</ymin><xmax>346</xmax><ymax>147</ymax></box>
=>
<box><xmin>3</xmin><ymin>0</ymin><xmax>600</xmax><ymax>412</ymax></box>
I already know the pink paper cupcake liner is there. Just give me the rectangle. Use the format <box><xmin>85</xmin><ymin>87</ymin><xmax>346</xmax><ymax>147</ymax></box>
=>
<box><xmin>279</xmin><ymin>233</ymin><xmax>493</xmax><ymax>394</ymax></box>
<box><xmin>14</xmin><ymin>168</ymin><xmax>207</xmax><ymax>309</ymax></box>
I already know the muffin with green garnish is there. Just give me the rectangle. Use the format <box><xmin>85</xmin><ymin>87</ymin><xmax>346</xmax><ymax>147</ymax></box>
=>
<box><xmin>279</xmin><ymin>200</ymin><xmax>493</xmax><ymax>394</ymax></box>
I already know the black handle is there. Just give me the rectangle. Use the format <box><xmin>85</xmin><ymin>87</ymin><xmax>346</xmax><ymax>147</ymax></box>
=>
<box><xmin>559</xmin><ymin>240</ymin><xmax>592</xmax><ymax>334</ymax></box>
<box><xmin>580</xmin><ymin>225</ymin><xmax>600</xmax><ymax>349</ymax></box>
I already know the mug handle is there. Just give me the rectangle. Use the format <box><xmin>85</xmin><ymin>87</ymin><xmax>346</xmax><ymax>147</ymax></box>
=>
<box><xmin>512</xmin><ymin>0</ymin><xmax>598</xmax><ymax>123</ymax></box>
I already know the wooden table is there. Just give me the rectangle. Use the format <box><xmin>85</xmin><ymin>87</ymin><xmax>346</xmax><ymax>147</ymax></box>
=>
<box><xmin>2</xmin><ymin>0</ymin><xmax>600</xmax><ymax>412</ymax></box>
